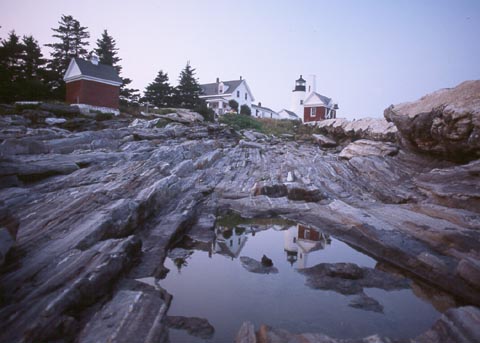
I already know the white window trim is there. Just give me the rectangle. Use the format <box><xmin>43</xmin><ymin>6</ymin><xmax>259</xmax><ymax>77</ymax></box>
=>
<box><xmin>310</xmin><ymin>107</ymin><xmax>316</xmax><ymax>117</ymax></box>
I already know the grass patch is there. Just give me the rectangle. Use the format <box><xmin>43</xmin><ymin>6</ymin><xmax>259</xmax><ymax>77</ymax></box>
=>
<box><xmin>153</xmin><ymin>108</ymin><xmax>176</xmax><ymax>115</ymax></box>
<box><xmin>15</xmin><ymin>102</ymin><xmax>41</xmax><ymax>111</ymax></box>
<box><xmin>219</xmin><ymin>113</ymin><xmax>263</xmax><ymax>132</ymax></box>
<box><xmin>219</xmin><ymin>114</ymin><xmax>319</xmax><ymax>139</ymax></box>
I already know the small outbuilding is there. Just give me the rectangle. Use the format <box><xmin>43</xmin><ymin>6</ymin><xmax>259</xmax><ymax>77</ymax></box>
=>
<box><xmin>64</xmin><ymin>56</ymin><xmax>122</xmax><ymax>114</ymax></box>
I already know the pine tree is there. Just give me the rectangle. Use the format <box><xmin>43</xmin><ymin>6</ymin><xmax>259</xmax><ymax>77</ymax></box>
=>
<box><xmin>94</xmin><ymin>29</ymin><xmax>139</xmax><ymax>105</ymax></box>
<box><xmin>19</xmin><ymin>35</ymin><xmax>50</xmax><ymax>100</ymax></box>
<box><xmin>95</xmin><ymin>29</ymin><xmax>121</xmax><ymax>72</ymax></box>
<box><xmin>45</xmin><ymin>14</ymin><xmax>90</xmax><ymax>97</ymax></box>
<box><xmin>0</xmin><ymin>31</ymin><xmax>24</xmax><ymax>102</ymax></box>
<box><xmin>176</xmin><ymin>61</ymin><xmax>201</xmax><ymax>109</ymax></box>
<box><xmin>143</xmin><ymin>70</ymin><xmax>172</xmax><ymax>107</ymax></box>
<box><xmin>21</xmin><ymin>35</ymin><xmax>46</xmax><ymax>79</ymax></box>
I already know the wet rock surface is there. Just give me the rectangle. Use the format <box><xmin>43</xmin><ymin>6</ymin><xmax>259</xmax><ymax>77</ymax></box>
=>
<box><xmin>236</xmin><ymin>306</ymin><xmax>480</xmax><ymax>342</ymax></box>
<box><xmin>0</xmin><ymin>92</ymin><xmax>479</xmax><ymax>342</ymax></box>
<box><xmin>165</xmin><ymin>315</ymin><xmax>215</xmax><ymax>339</ymax></box>
<box><xmin>298</xmin><ymin>262</ymin><xmax>409</xmax><ymax>295</ymax></box>
<box><xmin>240</xmin><ymin>256</ymin><xmax>279</xmax><ymax>274</ymax></box>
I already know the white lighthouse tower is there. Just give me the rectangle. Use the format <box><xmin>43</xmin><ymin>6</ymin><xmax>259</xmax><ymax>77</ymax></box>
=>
<box><xmin>291</xmin><ymin>75</ymin><xmax>306</xmax><ymax>118</ymax></box>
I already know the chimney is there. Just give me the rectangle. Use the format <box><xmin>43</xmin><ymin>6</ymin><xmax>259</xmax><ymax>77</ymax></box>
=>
<box><xmin>90</xmin><ymin>54</ymin><xmax>99</xmax><ymax>66</ymax></box>
<box><xmin>240</xmin><ymin>76</ymin><xmax>242</xmax><ymax>80</ymax></box>
<box><xmin>216</xmin><ymin>77</ymin><xmax>219</xmax><ymax>83</ymax></box>
<box><xmin>258</xmin><ymin>102</ymin><xmax>261</xmax><ymax>107</ymax></box>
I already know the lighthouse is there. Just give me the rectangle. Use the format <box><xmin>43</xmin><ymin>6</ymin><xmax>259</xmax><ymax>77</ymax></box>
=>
<box><xmin>291</xmin><ymin>75</ymin><xmax>306</xmax><ymax>117</ymax></box>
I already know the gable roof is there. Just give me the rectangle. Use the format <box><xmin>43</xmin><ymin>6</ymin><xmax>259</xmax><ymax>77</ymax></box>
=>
<box><xmin>279</xmin><ymin>109</ymin><xmax>299</xmax><ymax>118</ymax></box>
<box><xmin>252</xmin><ymin>103</ymin><xmax>275</xmax><ymax>113</ymax></box>
<box><xmin>304</xmin><ymin>92</ymin><xmax>332</xmax><ymax>107</ymax></box>
<box><xmin>64</xmin><ymin>58</ymin><xmax>122</xmax><ymax>85</ymax></box>
<box><xmin>200</xmin><ymin>80</ymin><xmax>243</xmax><ymax>96</ymax></box>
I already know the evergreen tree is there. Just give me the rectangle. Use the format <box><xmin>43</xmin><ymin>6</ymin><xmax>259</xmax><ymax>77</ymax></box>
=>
<box><xmin>0</xmin><ymin>32</ymin><xmax>49</xmax><ymax>102</ymax></box>
<box><xmin>240</xmin><ymin>104</ymin><xmax>251</xmax><ymax>116</ymax></box>
<box><xmin>45</xmin><ymin>14</ymin><xmax>90</xmax><ymax>97</ymax></box>
<box><xmin>94</xmin><ymin>29</ymin><xmax>139</xmax><ymax>105</ymax></box>
<box><xmin>19</xmin><ymin>35</ymin><xmax>50</xmax><ymax>100</ymax></box>
<box><xmin>20</xmin><ymin>35</ymin><xmax>46</xmax><ymax>79</ymax></box>
<box><xmin>95</xmin><ymin>29</ymin><xmax>121</xmax><ymax>72</ymax></box>
<box><xmin>0</xmin><ymin>31</ymin><xmax>25</xmax><ymax>102</ymax></box>
<box><xmin>143</xmin><ymin>70</ymin><xmax>172</xmax><ymax>107</ymax></box>
<box><xmin>176</xmin><ymin>61</ymin><xmax>201</xmax><ymax>109</ymax></box>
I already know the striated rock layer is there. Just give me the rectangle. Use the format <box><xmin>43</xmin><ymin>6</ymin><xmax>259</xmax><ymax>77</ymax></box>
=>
<box><xmin>0</xmin><ymin>103</ymin><xmax>479</xmax><ymax>342</ymax></box>
<box><xmin>384</xmin><ymin>80</ymin><xmax>480</xmax><ymax>162</ymax></box>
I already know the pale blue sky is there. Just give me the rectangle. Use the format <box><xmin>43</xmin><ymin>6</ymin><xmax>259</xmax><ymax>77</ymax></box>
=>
<box><xmin>1</xmin><ymin>0</ymin><xmax>479</xmax><ymax>119</ymax></box>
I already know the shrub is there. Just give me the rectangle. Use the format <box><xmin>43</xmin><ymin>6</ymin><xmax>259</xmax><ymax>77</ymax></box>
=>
<box><xmin>228</xmin><ymin>99</ymin><xmax>239</xmax><ymax>112</ymax></box>
<box><xmin>94</xmin><ymin>111</ymin><xmax>114</xmax><ymax>121</ymax></box>
<box><xmin>154</xmin><ymin>108</ymin><xmax>176</xmax><ymax>115</ymax></box>
<box><xmin>219</xmin><ymin>113</ymin><xmax>263</xmax><ymax>132</ymax></box>
<box><xmin>194</xmin><ymin>103</ymin><xmax>215</xmax><ymax>122</ymax></box>
<box><xmin>240</xmin><ymin>104</ymin><xmax>251</xmax><ymax>116</ymax></box>
<box><xmin>14</xmin><ymin>102</ymin><xmax>41</xmax><ymax>111</ymax></box>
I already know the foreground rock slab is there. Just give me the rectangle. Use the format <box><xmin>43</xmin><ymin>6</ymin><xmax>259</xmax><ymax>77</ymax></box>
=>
<box><xmin>236</xmin><ymin>306</ymin><xmax>480</xmax><ymax>343</ymax></box>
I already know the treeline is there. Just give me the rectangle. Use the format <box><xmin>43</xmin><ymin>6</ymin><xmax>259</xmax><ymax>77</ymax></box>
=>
<box><xmin>0</xmin><ymin>14</ymin><xmax>139</xmax><ymax>105</ymax></box>
<box><xmin>0</xmin><ymin>14</ymin><xmax>213</xmax><ymax>117</ymax></box>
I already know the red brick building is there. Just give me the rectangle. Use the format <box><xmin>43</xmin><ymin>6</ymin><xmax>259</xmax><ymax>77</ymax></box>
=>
<box><xmin>303</xmin><ymin>92</ymin><xmax>338</xmax><ymax>123</ymax></box>
<box><xmin>64</xmin><ymin>56</ymin><xmax>122</xmax><ymax>111</ymax></box>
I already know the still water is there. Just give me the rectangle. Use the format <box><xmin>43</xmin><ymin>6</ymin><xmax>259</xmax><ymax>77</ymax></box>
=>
<box><xmin>160</xmin><ymin>216</ymin><xmax>439</xmax><ymax>342</ymax></box>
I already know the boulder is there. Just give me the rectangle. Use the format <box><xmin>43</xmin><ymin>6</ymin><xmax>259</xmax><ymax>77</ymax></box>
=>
<box><xmin>416</xmin><ymin>306</ymin><xmax>480</xmax><ymax>343</ymax></box>
<box><xmin>235</xmin><ymin>321</ymin><xmax>256</xmax><ymax>343</ymax></box>
<box><xmin>384</xmin><ymin>80</ymin><xmax>480</xmax><ymax>162</ymax></box>
<box><xmin>261</xmin><ymin>254</ymin><xmax>273</xmax><ymax>267</ymax></box>
<box><xmin>240</xmin><ymin>256</ymin><xmax>279</xmax><ymax>274</ymax></box>
<box><xmin>298</xmin><ymin>263</ymin><xmax>409</xmax><ymax>295</ymax></box>
<box><xmin>312</xmin><ymin>133</ymin><xmax>337</xmax><ymax>147</ymax></box>
<box><xmin>165</xmin><ymin>316</ymin><xmax>214</xmax><ymax>339</ymax></box>
<box><xmin>339</xmin><ymin>139</ymin><xmax>399</xmax><ymax>159</ymax></box>
<box><xmin>45</xmin><ymin>117</ymin><xmax>67</xmax><ymax>125</ymax></box>
<box><xmin>349</xmin><ymin>293</ymin><xmax>384</xmax><ymax>313</ymax></box>
<box><xmin>315</xmin><ymin>117</ymin><xmax>398</xmax><ymax>142</ymax></box>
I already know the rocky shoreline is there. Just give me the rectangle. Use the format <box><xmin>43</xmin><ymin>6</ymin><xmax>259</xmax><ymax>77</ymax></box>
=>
<box><xmin>0</xmin><ymin>81</ymin><xmax>479</xmax><ymax>342</ymax></box>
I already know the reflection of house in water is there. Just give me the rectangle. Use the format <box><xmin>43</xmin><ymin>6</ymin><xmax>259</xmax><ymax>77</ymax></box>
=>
<box><xmin>213</xmin><ymin>226</ymin><xmax>248</xmax><ymax>259</ymax></box>
<box><xmin>284</xmin><ymin>224</ymin><xmax>331</xmax><ymax>269</ymax></box>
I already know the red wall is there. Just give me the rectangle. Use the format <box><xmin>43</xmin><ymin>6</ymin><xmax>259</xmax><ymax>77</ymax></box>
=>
<box><xmin>304</xmin><ymin>106</ymin><xmax>326</xmax><ymax>122</ymax></box>
<box><xmin>298</xmin><ymin>225</ymin><xmax>321</xmax><ymax>241</ymax></box>
<box><xmin>66</xmin><ymin>79</ymin><xmax>120</xmax><ymax>109</ymax></box>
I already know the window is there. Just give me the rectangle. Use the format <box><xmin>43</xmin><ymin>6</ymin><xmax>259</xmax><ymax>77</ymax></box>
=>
<box><xmin>310</xmin><ymin>107</ymin><xmax>316</xmax><ymax>117</ymax></box>
<box><xmin>245</xmin><ymin>93</ymin><xmax>247</xmax><ymax>100</ymax></box>
<box><xmin>237</xmin><ymin>90</ymin><xmax>240</xmax><ymax>97</ymax></box>
<box><xmin>293</xmin><ymin>237</ymin><xmax>296</xmax><ymax>243</ymax></box>
<box><xmin>300</xmin><ymin>100</ymin><xmax>303</xmax><ymax>105</ymax></box>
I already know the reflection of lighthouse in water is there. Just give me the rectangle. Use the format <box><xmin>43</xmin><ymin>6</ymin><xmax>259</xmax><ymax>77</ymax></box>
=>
<box><xmin>284</xmin><ymin>224</ymin><xmax>331</xmax><ymax>269</ymax></box>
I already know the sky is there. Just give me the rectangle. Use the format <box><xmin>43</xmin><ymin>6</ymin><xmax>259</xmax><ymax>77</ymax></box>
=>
<box><xmin>1</xmin><ymin>0</ymin><xmax>479</xmax><ymax>119</ymax></box>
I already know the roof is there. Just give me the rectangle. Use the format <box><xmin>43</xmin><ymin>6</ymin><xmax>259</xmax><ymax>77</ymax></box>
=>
<box><xmin>296</xmin><ymin>75</ymin><xmax>306</xmax><ymax>83</ymax></box>
<box><xmin>280</xmin><ymin>109</ymin><xmax>300</xmax><ymax>118</ymax></box>
<box><xmin>252</xmin><ymin>103</ymin><xmax>275</xmax><ymax>112</ymax></box>
<box><xmin>200</xmin><ymin>80</ymin><xmax>243</xmax><ymax>96</ymax></box>
<box><xmin>304</xmin><ymin>92</ymin><xmax>333</xmax><ymax>107</ymax></box>
<box><xmin>69</xmin><ymin>58</ymin><xmax>122</xmax><ymax>84</ymax></box>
